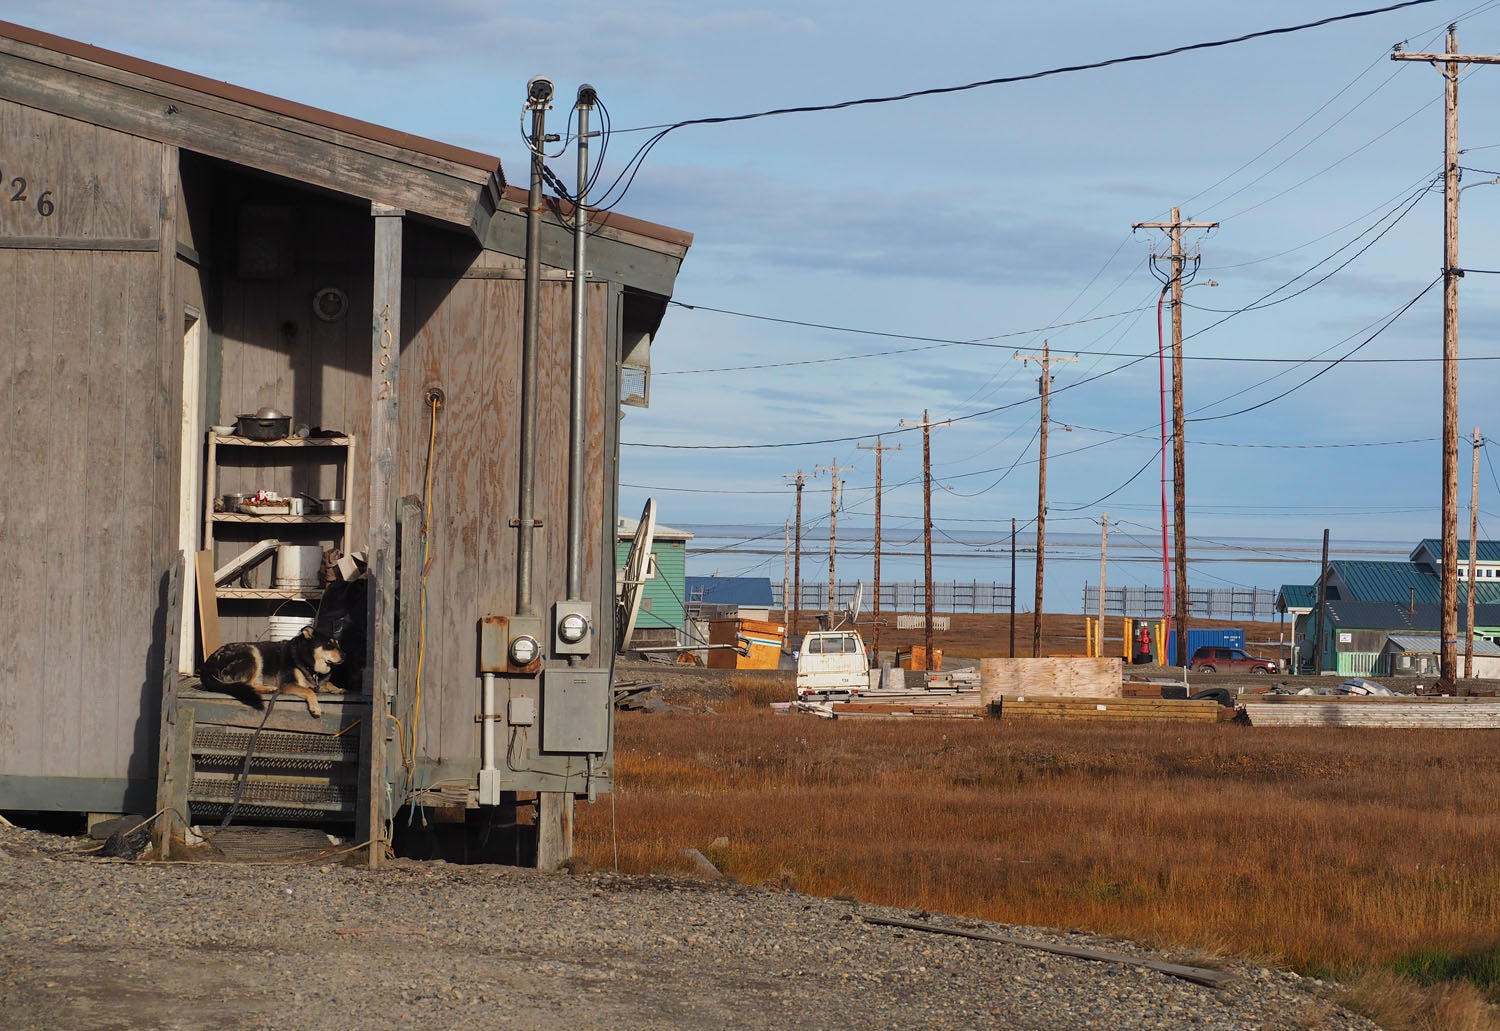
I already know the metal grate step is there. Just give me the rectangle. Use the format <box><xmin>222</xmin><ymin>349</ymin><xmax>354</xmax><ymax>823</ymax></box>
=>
<box><xmin>192</xmin><ymin>725</ymin><xmax>361</xmax><ymax>764</ymax></box>
<box><xmin>188</xmin><ymin>772</ymin><xmax>356</xmax><ymax>814</ymax></box>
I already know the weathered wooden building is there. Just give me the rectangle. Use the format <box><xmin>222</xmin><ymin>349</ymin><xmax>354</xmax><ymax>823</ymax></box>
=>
<box><xmin>0</xmin><ymin>22</ymin><xmax>690</xmax><ymax>864</ymax></box>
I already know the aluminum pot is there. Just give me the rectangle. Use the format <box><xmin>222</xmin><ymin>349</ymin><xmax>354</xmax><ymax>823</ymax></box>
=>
<box><xmin>236</xmin><ymin>411</ymin><xmax>291</xmax><ymax>440</ymax></box>
<box><xmin>299</xmin><ymin>493</ymin><xmax>346</xmax><ymax>516</ymax></box>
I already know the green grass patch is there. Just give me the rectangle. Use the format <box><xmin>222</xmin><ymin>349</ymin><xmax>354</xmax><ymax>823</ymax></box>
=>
<box><xmin>1392</xmin><ymin>945</ymin><xmax>1500</xmax><ymax>1000</ymax></box>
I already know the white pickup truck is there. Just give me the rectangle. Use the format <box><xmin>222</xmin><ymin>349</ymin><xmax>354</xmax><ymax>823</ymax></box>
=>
<box><xmin>794</xmin><ymin>629</ymin><xmax>871</xmax><ymax>699</ymax></box>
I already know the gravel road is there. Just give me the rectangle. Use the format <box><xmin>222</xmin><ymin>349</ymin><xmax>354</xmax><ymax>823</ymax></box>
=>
<box><xmin>0</xmin><ymin>822</ymin><xmax>1378</xmax><ymax>1030</ymax></box>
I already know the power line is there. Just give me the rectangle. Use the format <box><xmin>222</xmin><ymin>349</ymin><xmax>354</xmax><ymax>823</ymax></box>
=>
<box><xmin>589</xmin><ymin>2</ymin><xmax>1438</xmax><ymax>210</ymax></box>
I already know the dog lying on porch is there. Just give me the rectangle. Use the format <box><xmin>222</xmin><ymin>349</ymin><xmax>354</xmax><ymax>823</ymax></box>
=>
<box><xmin>200</xmin><ymin>626</ymin><xmax>345</xmax><ymax>718</ymax></box>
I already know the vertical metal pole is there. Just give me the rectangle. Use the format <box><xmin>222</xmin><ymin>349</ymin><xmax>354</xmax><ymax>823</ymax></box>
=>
<box><xmin>516</xmin><ymin>81</ymin><xmax>550</xmax><ymax>618</ymax></box>
<box><xmin>1466</xmin><ymin>426</ymin><xmax>1481</xmax><ymax>680</ymax></box>
<box><xmin>566</xmin><ymin>87</ymin><xmax>596</xmax><ymax>608</ymax></box>
<box><xmin>1313</xmin><ymin>529</ymin><xmax>1330</xmax><ymax>675</ymax></box>
<box><xmin>922</xmin><ymin>415</ymin><xmax>935</xmax><ymax>671</ymax></box>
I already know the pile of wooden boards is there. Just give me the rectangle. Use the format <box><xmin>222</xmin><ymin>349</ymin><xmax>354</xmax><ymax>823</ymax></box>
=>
<box><xmin>989</xmin><ymin>696</ymin><xmax>1227</xmax><ymax>723</ymax></box>
<box><xmin>1243</xmin><ymin>695</ymin><xmax>1500</xmax><ymax>728</ymax></box>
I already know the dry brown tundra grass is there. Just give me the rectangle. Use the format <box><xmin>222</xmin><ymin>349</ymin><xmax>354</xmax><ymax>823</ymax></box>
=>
<box><xmin>577</xmin><ymin>688</ymin><xmax>1500</xmax><ymax>1029</ymax></box>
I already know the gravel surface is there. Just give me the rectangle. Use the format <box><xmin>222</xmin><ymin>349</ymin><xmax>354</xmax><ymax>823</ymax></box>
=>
<box><xmin>0</xmin><ymin>822</ymin><xmax>1378</xmax><ymax>1030</ymax></box>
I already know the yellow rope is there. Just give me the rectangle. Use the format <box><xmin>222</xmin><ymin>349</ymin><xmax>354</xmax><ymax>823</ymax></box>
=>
<box><xmin>409</xmin><ymin>395</ymin><xmax>439</xmax><ymax>790</ymax></box>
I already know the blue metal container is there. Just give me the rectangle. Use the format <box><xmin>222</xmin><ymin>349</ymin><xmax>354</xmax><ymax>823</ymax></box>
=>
<box><xmin>1164</xmin><ymin>627</ymin><xmax>1245</xmax><ymax>663</ymax></box>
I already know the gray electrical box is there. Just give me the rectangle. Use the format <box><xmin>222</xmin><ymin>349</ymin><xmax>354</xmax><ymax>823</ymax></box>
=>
<box><xmin>540</xmin><ymin>667</ymin><xmax>610</xmax><ymax>753</ymax></box>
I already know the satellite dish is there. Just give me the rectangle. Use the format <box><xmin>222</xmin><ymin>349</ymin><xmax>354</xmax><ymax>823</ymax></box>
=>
<box><xmin>616</xmin><ymin>498</ymin><xmax>657</xmax><ymax>653</ymax></box>
<box><xmin>833</xmin><ymin>581</ymin><xmax>863</xmax><ymax>630</ymax></box>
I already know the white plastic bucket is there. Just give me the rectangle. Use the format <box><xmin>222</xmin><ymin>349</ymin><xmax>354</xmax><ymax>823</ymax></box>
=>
<box><xmin>268</xmin><ymin>601</ymin><xmax>316</xmax><ymax>642</ymax></box>
<box><xmin>273</xmin><ymin>544</ymin><xmax>323</xmax><ymax>589</ymax></box>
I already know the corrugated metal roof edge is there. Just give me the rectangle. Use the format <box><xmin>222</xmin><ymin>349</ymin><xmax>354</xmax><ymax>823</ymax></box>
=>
<box><xmin>0</xmin><ymin>20</ymin><xmax>693</xmax><ymax>250</ymax></box>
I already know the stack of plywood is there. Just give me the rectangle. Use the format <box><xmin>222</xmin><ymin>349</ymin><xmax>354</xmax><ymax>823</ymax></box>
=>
<box><xmin>979</xmin><ymin>657</ymin><xmax>1124</xmax><ymax>702</ymax></box>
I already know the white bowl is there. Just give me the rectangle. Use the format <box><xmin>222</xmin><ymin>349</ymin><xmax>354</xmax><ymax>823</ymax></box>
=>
<box><xmin>210</xmin><ymin>424</ymin><xmax>235</xmax><ymax>435</ymax></box>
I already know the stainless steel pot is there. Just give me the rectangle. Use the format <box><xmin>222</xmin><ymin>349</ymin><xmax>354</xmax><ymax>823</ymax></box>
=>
<box><xmin>299</xmin><ymin>493</ymin><xmax>346</xmax><ymax>516</ymax></box>
<box><xmin>236</xmin><ymin>412</ymin><xmax>291</xmax><ymax>440</ymax></box>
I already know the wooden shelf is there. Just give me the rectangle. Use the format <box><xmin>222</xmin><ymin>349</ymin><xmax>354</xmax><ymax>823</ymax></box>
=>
<box><xmin>213</xmin><ymin>513</ymin><xmax>347</xmax><ymax>524</ymax></box>
<box><xmin>215</xmin><ymin>587</ymin><xmax>326</xmax><ymax>601</ymax></box>
<box><xmin>211</xmin><ymin>434</ymin><xmax>351</xmax><ymax>447</ymax></box>
<box><xmin>203</xmin><ymin>431</ymin><xmax>354</xmax><ymax>626</ymax></box>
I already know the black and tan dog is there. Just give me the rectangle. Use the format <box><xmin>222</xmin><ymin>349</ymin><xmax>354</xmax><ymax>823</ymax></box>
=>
<box><xmin>201</xmin><ymin>626</ymin><xmax>344</xmax><ymax>717</ymax></box>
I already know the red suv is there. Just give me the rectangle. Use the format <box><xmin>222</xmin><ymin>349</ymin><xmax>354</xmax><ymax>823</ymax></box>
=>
<box><xmin>1190</xmin><ymin>646</ymin><xmax>1277</xmax><ymax>674</ymax></box>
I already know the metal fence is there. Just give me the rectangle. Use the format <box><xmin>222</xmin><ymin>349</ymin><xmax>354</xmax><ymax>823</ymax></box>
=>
<box><xmin>772</xmin><ymin>581</ymin><xmax>1014</xmax><ymax>614</ymax></box>
<box><xmin>1080</xmin><ymin>585</ymin><xmax>1278</xmax><ymax>621</ymax></box>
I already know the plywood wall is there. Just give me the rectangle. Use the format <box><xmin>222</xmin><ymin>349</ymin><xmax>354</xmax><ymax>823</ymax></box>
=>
<box><xmin>0</xmin><ymin>100</ymin><xmax>176</xmax><ymax>791</ymax></box>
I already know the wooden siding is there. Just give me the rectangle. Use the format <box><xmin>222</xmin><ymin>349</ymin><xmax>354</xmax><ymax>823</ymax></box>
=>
<box><xmin>393</xmin><ymin>258</ymin><xmax>612</xmax><ymax>763</ymax></box>
<box><xmin>0</xmin><ymin>100</ymin><xmax>175</xmax><ymax>790</ymax></box>
<box><xmin>0</xmin><ymin>33</ymin><xmax>487</xmax><ymax>229</ymax></box>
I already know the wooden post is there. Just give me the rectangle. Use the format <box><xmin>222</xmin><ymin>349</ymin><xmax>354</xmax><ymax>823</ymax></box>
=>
<box><xmin>858</xmin><ymin>437</ymin><xmax>899</xmax><ymax>655</ymax></box>
<box><xmin>816</xmin><ymin>459</ymin><xmax>846</xmax><ymax>625</ymax></box>
<box><xmin>364</xmin><ymin>202</ymin><xmax>404</xmax><ymax>868</ymax></box>
<box><xmin>1013</xmin><ymin>346</ymin><xmax>1076</xmax><ymax>657</ymax></box>
<box><xmin>898</xmin><ymin>413</ymin><xmax>951</xmax><ymax>670</ymax></box>
<box><xmin>537</xmin><ymin>791</ymin><xmax>573</xmax><ymax>871</ymax></box>
<box><xmin>784</xmin><ymin>470</ymin><xmax>805</xmax><ymax>639</ymax></box>
<box><xmin>153</xmin><ymin>556</ymin><xmax>184</xmax><ymax>858</ymax></box>
<box><xmin>1098</xmin><ymin>512</ymin><xmax>1108</xmax><ymax>653</ymax></box>
<box><xmin>1131</xmin><ymin>208</ymin><xmax>1217</xmax><ymax>665</ymax></box>
<box><xmin>1392</xmin><ymin>28</ymin><xmax>1500</xmax><ymax>692</ymax></box>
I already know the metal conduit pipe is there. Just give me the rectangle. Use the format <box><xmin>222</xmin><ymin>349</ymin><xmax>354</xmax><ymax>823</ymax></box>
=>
<box><xmin>516</xmin><ymin>76</ymin><xmax>551</xmax><ymax>618</ymax></box>
<box><xmin>480</xmin><ymin>672</ymin><xmax>497</xmax><ymax>774</ymax></box>
<box><xmin>566</xmin><ymin>85</ymin><xmax>595</xmax><ymax>607</ymax></box>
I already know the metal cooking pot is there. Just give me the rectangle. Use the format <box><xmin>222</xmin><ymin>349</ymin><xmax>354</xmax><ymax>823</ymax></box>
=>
<box><xmin>236</xmin><ymin>411</ymin><xmax>291</xmax><ymax>440</ymax></box>
<box><xmin>299</xmin><ymin>493</ymin><xmax>346</xmax><ymax>515</ymax></box>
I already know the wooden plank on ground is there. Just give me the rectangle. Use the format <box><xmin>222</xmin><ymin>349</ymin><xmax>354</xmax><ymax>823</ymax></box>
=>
<box><xmin>992</xmin><ymin>697</ymin><xmax>1222</xmax><ymax>722</ymax></box>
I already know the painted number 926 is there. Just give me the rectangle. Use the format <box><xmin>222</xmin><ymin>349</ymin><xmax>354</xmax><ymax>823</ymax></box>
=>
<box><xmin>4</xmin><ymin>170</ymin><xmax>56</xmax><ymax>217</ymax></box>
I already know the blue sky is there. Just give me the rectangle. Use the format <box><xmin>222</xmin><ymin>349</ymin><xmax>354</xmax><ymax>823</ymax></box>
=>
<box><xmin>13</xmin><ymin>1</ymin><xmax>1500</xmax><ymax>611</ymax></box>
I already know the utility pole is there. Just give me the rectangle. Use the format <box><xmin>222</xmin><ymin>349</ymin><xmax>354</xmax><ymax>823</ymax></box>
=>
<box><xmin>1015</xmin><ymin>342</ymin><xmax>1077</xmax><ymax>657</ymax></box>
<box><xmin>783</xmin><ymin>517</ymin><xmax>791</xmax><ymax>642</ymax></box>
<box><xmin>1098</xmin><ymin>513</ymin><xmax>1108</xmax><ymax>656</ymax></box>
<box><xmin>1467</xmin><ymin>427</ymin><xmax>1482</xmax><ymax>679</ymax></box>
<box><xmin>857</xmin><ymin>437</ymin><xmax>900</xmax><ymax>656</ymax></box>
<box><xmin>1393</xmin><ymin>29</ymin><xmax>1500</xmax><ymax>693</ymax></box>
<box><xmin>1009</xmin><ymin>517</ymin><xmax>1017</xmax><ymax>658</ymax></box>
<box><xmin>1132</xmin><ymin>207</ymin><xmax>1218</xmax><ymax>665</ymax></box>
<box><xmin>899</xmin><ymin>412</ymin><xmax>951</xmax><ymax>670</ymax></box>
<box><xmin>816</xmin><ymin>460</ymin><xmax>847</xmax><ymax>626</ymax></box>
<box><xmin>783</xmin><ymin>470</ymin><xmax>807</xmax><ymax>638</ymax></box>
